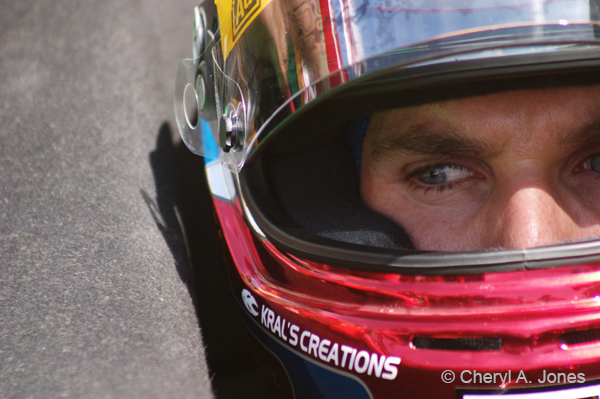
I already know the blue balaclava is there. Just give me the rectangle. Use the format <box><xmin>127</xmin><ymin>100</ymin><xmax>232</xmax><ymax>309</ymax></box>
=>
<box><xmin>347</xmin><ymin>114</ymin><xmax>371</xmax><ymax>178</ymax></box>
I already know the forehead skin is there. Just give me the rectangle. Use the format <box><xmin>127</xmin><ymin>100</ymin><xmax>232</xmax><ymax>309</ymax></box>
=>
<box><xmin>361</xmin><ymin>84</ymin><xmax>600</xmax><ymax>252</ymax></box>
<box><xmin>367</xmin><ymin>86</ymin><xmax>600</xmax><ymax>161</ymax></box>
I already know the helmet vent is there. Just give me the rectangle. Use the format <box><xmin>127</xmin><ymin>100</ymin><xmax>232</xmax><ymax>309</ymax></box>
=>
<box><xmin>412</xmin><ymin>337</ymin><xmax>502</xmax><ymax>351</ymax></box>
<box><xmin>561</xmin><ymin>328</ymin><xmax>600</xmax><ymax>346</ymax></box>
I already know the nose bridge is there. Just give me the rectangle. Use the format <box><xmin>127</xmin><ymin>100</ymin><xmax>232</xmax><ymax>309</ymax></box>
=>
<box><xmin>495</xmin><ymin>182</ymin><xmax>568</xmax><ymax>249</ymax></box>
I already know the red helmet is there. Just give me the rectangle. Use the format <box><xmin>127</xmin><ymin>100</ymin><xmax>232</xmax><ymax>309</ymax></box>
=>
<box><xmin>175</xmin><ymin>0</ymin><xmax>600</xmax><ymax>397</ymax></box>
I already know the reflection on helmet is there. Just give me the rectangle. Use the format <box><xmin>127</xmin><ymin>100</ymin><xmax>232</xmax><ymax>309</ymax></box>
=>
<box><xmin>177</xmin><ymin>0</ymin><xmax>600</xmax><ymax>170</ymax></box>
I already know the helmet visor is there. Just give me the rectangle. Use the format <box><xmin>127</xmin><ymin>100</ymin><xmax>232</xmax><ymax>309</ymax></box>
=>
<box><xmin>175</xmin><ymin>0</ymin><xmax>600</xmax><ymax>171</ymax></box>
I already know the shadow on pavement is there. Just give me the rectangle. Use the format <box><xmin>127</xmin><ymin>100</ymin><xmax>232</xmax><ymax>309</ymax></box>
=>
<box><xmin>144</xmin><ymin>122</ymin><xmax>277</xmax><ymax>399</ymax></box>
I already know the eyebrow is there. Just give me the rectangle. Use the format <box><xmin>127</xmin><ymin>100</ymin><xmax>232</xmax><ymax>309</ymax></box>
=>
<box><xmin>558</xmin><ymin>117</ymin><xmax>600</xmax><ymax>148</ymax></box>
<box><xmin>369</xmin><ymin>123</ymin><xmax>496</xmax><ymax>160</ymax></box>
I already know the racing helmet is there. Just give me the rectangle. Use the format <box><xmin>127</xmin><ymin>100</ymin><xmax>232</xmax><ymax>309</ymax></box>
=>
<box><xmin>174</xmin><ymin>0</ymin><xmax>600</xmax><ymax>398</ymax></box>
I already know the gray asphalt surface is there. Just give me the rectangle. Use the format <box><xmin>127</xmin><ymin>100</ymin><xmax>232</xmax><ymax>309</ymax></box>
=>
<box><xmin>0</xmin><ymin>1</ymin><xmax>274</xmax><ymax>398</ymax></box>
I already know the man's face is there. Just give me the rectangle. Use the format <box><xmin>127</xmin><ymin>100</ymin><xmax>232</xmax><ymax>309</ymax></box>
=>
<box><xmin>361</xmin><ymin>84</ymin><xmax>600</xmax><ymax>251</ymax></box>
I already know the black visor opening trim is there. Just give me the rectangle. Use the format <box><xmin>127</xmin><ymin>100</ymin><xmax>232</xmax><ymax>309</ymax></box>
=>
<box><xmin>248</xmin><ymin>48</ymin><xmax>600</xmax><ymax>164</ymax></box>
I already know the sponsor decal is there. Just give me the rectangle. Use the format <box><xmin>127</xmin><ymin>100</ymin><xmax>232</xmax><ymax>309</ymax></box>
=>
<box><xmin>242</xmin><ymin>289</ymin><xmax>259</xmax><ymax>316</ymax></box>
<box><xmin>232</xmin><ymin>0</ymin><xmax>260</xmax><ymax>41</ymax></box>
<box><xmin>258</xmin><ymin>303</ymin><xmax>401</xmax><ymax>381</ymax></box>
<box><xmin>215</xmin><ymin>0</ymin><xmax>273</xmax><ymax>60</ymax></box>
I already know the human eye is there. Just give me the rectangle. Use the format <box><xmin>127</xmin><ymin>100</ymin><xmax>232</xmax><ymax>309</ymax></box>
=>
<box><xmin>414</xmin><ymin>164</ymin><xmax>474</xmax><ymax>187</ymax></box>
<box><xmin>581</xmin><ymin>153</ymin><xmax>600</xmax><ymax>173</ymax></box>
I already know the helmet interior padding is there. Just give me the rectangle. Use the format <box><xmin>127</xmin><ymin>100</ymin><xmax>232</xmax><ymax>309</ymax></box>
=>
<box><xmin>264</xmin><ymin>127</ymin><xmax>414</xmax><ymax>250</ymax></box>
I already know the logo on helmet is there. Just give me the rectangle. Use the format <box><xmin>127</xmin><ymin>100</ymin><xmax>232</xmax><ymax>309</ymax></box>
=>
<box><xmin>232</xmin><ymin>0</ymin><xmax>260</xmax><ymax>40</ymax></box>
<box><xmin>242</xmin><ymin>288</ymin><xmax>259</xmax><ymax>316</ymax></box>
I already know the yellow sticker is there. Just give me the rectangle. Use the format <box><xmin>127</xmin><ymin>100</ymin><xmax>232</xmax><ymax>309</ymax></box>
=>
<box><xmin>216</xmin><ymin>0</ymin><xmax>273</xmax><ymax>60</ymax></box>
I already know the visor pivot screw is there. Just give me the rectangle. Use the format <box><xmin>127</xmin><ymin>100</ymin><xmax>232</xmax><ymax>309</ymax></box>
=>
<box><xmin>220</xmin><ymin>113</ymin><xmax>241</xmax><ymax>153</ymax></box>
<box><xmin>195</xmin><ymin>75</ymin><xmax>206</xmax><ymax>111</ymax></box>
